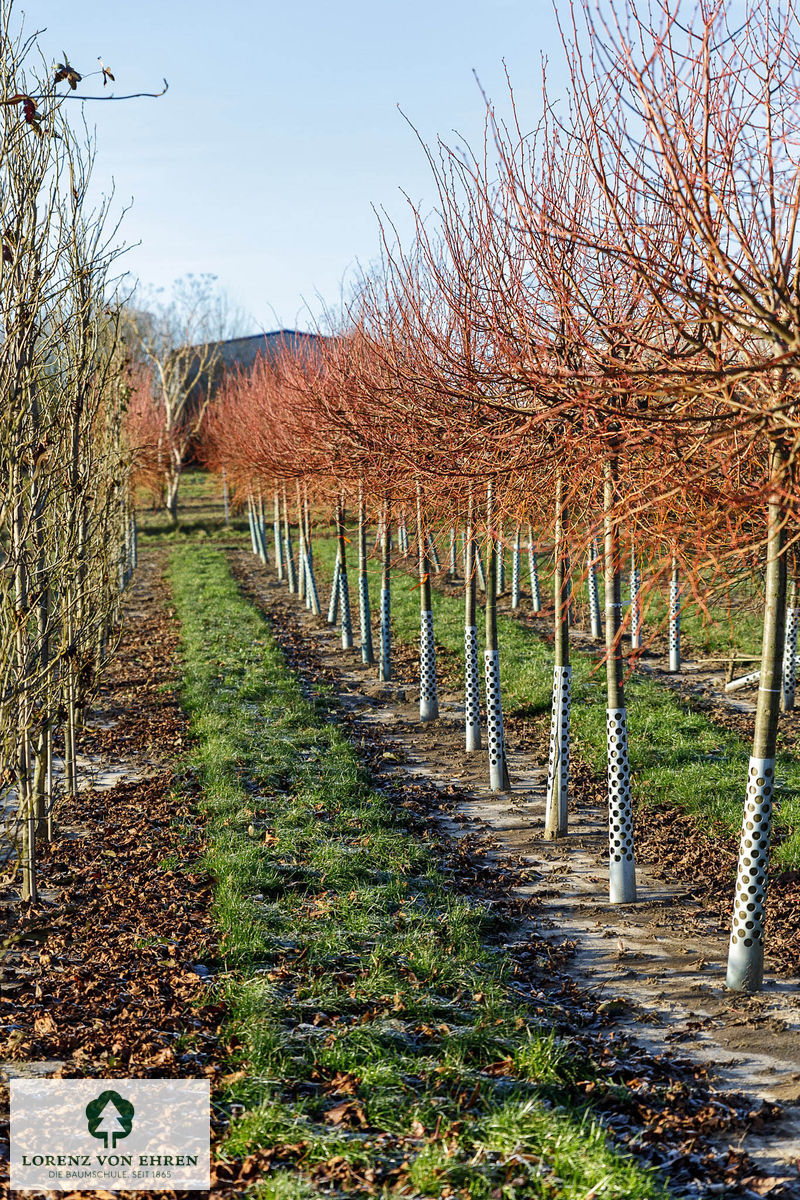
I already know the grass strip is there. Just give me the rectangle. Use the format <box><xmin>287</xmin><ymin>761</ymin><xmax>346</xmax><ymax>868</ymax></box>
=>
<box><xmin>169</xmin><ymin>544</ymin><xmax>667</xmax><ymax>1200</ymax></box>
<box><xmin>309</xmin><ymin>532</ymin><xmax>800</xmax><ymax>867</ymax></box>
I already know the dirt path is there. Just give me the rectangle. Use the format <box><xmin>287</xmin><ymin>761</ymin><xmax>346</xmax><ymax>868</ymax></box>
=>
<box><xmin>232</xmin><ymin>549</ymin><xmax>800</xmax><ymax>1194</ymax></box>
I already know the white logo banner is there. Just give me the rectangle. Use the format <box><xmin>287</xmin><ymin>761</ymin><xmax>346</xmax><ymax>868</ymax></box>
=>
<box><xmin>10</xmin><ymin>1078</ymin><xmax>210</xmax><ymax>1191</ymax></box>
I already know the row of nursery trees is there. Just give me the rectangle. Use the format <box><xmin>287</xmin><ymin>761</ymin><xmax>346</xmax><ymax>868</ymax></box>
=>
<box><xmin>0</xmin><ymin>10</ymin><xmax>139</xmax><ymax>901</ymax></box>
<box><xmin>202</xmin><ymin>0</ymin><xmax>800</xmax><ymax>994</ymax></box>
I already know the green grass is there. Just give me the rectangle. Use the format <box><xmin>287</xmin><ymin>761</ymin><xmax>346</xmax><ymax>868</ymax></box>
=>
<box><xmin>310</xmin><ymin>531</ymin><xmax>800</xmax><ymax>868</ymax></box>
<box><xmin>169</xmin><ymin>544</ymin><xmax>668</xmax><ymax>1199</ymax></box>
<box><xmin>137</xmin><ymin>468</ymin><xmax>250</xmax><ymax>542</ymax></box>
<box><xmin>530</xmin><ymin>549</ymin><xmax>765</xmax><ymax>660</ymax></box>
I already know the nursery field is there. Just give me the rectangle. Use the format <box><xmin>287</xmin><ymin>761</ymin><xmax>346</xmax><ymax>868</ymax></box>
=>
<box><xmin>8</xmin><ymin>2</ymin><xmax>800</xmax><ymax>1197</ymax></box>
<box><xmin>7</xmin><ymin>475</ymin><xmax>799</xmax><ymax>1199</ymax></box>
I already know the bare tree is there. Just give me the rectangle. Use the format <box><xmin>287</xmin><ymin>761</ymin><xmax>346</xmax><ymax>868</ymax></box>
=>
<box><xmin>127</xmin><ymin>273</ymin><xmax>249</xmax><ymax>525</ymax></box>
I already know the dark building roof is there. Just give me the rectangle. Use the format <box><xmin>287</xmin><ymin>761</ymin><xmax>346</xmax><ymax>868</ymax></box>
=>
<box><xmin>186</xmin><ymin>328</ymin><xmax>327</xmax><ymax>408</ymax></box>
<box><xmin>211</xmin><ymin>329</ymin><xmax>325</xmax><ymax>374</ymax></box>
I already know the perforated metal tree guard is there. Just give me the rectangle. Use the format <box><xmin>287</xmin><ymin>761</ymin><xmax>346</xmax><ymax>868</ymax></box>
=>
<box><xmin>379</xmin><ymin>586</ymin><xmax>391</xmax><ymax>681</ymax></box>
<box><xmin>588</xmin><ymin>542</ymin><xmax>602</xmax><ymax>639</ymax></box>
<box><xmin>783</xmin><ymin>608</ymin><xmax>798</xmax><ymax>710</ymax></box>
<box><xmin>274</xmin><ymin>518</ymin><xmax>284</xmax><ymax>579</ymax></box>
<box><xmin>630</xmin><ymin>565</ymin><xmax>641</xmax><ymax>649</ymax></box>
<box><xmin>511</xmin><ymin>530</ymin><xmax>521</xmax><ymax>609</ymax></box>
<box><xmin>419</xmin><ymin>608</ymin><xmax>439</xmax><ymax>721</ymax></box>
<box><xmin>606</xmin><ymin>707</ymin><xmax>636</xmax><ymax>902</ymax></box>
<box><xmin>303</xmin><ymin>548</ymin><xmax>321</xmax><ymax>616</ymax></box>
<box><xmin>726</xmin><ymin>756</ymin><xmax>774</xmax><ymax>991</ymax></box>
<box><xmin>359</xmin><ymin>573</ymin><xmax>373</xmax><ymax>664</ymax></box>
<box><xmin>449</xmin><ymin>527</ymin><xmax>458</xmax><ymax>578</ymax></box>
<box><xmin>528</xmin><ymin>543</ymin><xmax>541</xmax><ymax>612</ymax></box>
<box><xmin>496</xmin><ymin>539</ymin><xmax>505</xmax><ymax>595</ymax></box>
<box><xmin>297</xmin><ymin>534</ymin><xmax>307</xmax><ymax>600</ymax></box>
<box><xmin>669</xmin><ymin>576</ymin><xmax>680</xmax><ymax>672</ymax></box>
<box><xmin>484</xmin><ymin>649</ymin><xmax>509</xmax><ymax>790</ymax></box>
<box><xmin>284</xmin><ymin>530</ymin><xmax>297</xmax><ymax>594</ymax></box>
<box><xmin>464</xmin><ymin>624</ymin><xmax>481</xmax><ymax>750</ymax></box>
<box><xmin>273</xmin><ymin>492</ymin><xmax>284</xmax><ymax>581</ymax></box>
<box><xmin>328</xmin><ymin>554</ymin><xmax>340</xmax><ymax>625</ymax></box>
<box><xmin>399</xmin><ymin>521</ymin><xmax>409</xmax><ymax>555</ymax></box>
<box><xmin>339</xmin><ymin>565</ymin><xmax>353</xmax><ymax>650</ymax></box>
<box><xmin>545</xmin><ymin>665</ymin><xmax>572</xmax><ymax>836</ymax></box>
<box><xmin>247</xmin><ymin>504</ymin><xmax>257</xmax><ymax>555</ymax></box>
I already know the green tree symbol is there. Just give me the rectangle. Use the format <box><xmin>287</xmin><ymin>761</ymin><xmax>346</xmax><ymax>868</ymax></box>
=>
<box><xmin>86</xmin><ymin>1091</ymin><xmax>135</xmax><ymax>1149</ymax></box>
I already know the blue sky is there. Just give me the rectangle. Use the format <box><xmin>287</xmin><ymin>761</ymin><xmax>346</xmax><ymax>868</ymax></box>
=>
<box><xmin>27</xmin><ymin>1</ymin><xmax>565</xmax><ymax>333</ymax></box>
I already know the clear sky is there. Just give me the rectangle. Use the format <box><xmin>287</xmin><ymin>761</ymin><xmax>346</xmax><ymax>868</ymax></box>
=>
<box><xmin>26</xmin><ymin>0</ymin><xmax>566</xmax><ymax>334</ymax></box>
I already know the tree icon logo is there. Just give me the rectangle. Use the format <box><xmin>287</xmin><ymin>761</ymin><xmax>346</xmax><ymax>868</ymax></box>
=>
<box><xmin>85</xmin><ymin>1091</ymin><xmax>135</xmax><ymax>1149</ymax></box>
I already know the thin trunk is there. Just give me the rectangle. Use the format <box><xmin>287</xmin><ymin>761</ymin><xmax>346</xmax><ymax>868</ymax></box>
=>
<box><xmin>222</xmin><ymin>468</ymin><xmax>230</xmax><ymax>526</ymax></box>
<box><xmin>630</xmin><ymin>542</ymin><xmax>641</xmax><ymax>650</ymax></box>
<box><xmin>511</xmin><ymin>527</ymin><xmax>521</xmax><ymax>609</ymax></box>
<box><xmin>496</xmin><ymin>526</ymin><xmax>505</xmax><ymax>596</ymax></box>
<box><xmin>727</xmin><ymin>443</ymin><xmax>788</xmax><ymax>992</ymax></box>
<box><xmin>328</xmin><ymin>546</ymin><xmax>341</xmax><ymax>626</ymax></box>
<box><xmin>257</xmin><ymin>487</ymin><xmax>270</xmax><ymax>565</ymax></box>
<box><xmin>417</xmin><ymin>484</ymin><xmax>438</xmax><ymax>721</ymax></box>
<box><xmin>449</xmin><ymin>526</ymin><xmax>458</xmax><ymax>580</ymax></box>
<box><xmin>282</xmin><ymin>482</ymin><xmax>297</xmax><ymax>593</ymax></box>
<box><xmin>604</xmin><ymin>457</ymin><xmax>636</xmax><ymax>903</ymax></box>
<box><xmin>379</xmin><ymin>494</ymin><xmax>392</xmax><ymax>681</ymax></box>
<box><xmin>464</xmin><ymin>494</ymin><xmax>481</xmax><ymax>751</ymax></box>
<box><xmin>336</xmin><ymin>498</ymin><xmax>353</xmax><ymax>649</ymax></box>
<box><xmin>588</xmin><ymin>538</ymin><xmax>602</xmax><ymax>640</ymax></box>
<box><xmin>247</xmin><ymin>496</ymin><xmax>258</xmax><ymax>555</ymax></box>
<box><xmin>668</xmin><ymin>555</ymin><xmax>680</xmax><ymax>673</ymax></box>
<box><xmin>528</xmin><ymin>526</ymin><xmax>542</xmax><ymax>613</ymax></box>
<box><xmin>358</xmin><ymin>484</ymin><xmax>374</xmax><ymax>664</ymax></box>
<box><xmin>273</xmin><ymin>486</ymin><xmax>284</xmax><ymax>580</ymax></box>
<box><xmin>485</xmin><ymin>483</ymin><xmax>510</xmax><ymax>791</ymax></box>
<box><xmin>544</xmin><ymin>474</ymin><xmax>571</xmax><ymax>839</ymax></box>
<box><xmin>781</xmin><ymin>576</ymin><xmax>797</xmax><ymax>712</ymax></box>
<box><xmin>427</xmin><ymin>530</ymin><xmax>441</xmax><ymax>573</ymax></box>
<box><xmin>296</xmin><ymin>483</ymin><xmax>306</xmax><ymax>601</ymax></box>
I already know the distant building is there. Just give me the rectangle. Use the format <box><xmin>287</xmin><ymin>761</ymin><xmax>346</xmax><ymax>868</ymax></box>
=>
<box><xmin>188</xmin><ymin>329</ymin><xmax>326</xmax><ymax>406</ymax></box>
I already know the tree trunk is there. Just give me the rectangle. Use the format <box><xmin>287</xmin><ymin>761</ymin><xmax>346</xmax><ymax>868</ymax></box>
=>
<box><xmin>781</xmin><ymin>576</ymin><xmax>797</xmax><ymax>712</ymax></box>
<box><xmin>417</xmin><ymin>484</ymin><xmax>438</xmax><ymax>721</ymax></box>
<box><xmin>511</xmin><ymin>527</ymin><xmax>521</xmax><ymax>609</ymax></box>
<box><xmin>165</xmin><ymin>467</ymin><xmax>180</xmax><ymax>528</ymax></box>
<box><xmin>727</xmin><ymin>442</ymin><xmax>788</xmax><ymax>992</ymax></box>
<box><xmin>485</xmin><ymin>483</ymin><xmax>510</xmax><ymax>791</ymax></box>
<box><xmin>358</xmin><ymin>484</ymin><xmax>374</xmax><ymax>664</ymax></box>
<box><xmin>630</xmin><ymin>542</ymin><xmax>641</xmax><ymax>650</ymax></box>
<box><xmin>464</xmin><ymin>493</ymin><xmax>481</xmax><ymax>751</ymax></box>
<box><xmin>282</xmin><ymin>482</ymin><xmax>297</xmax><ymax>593</ymax></box>
<box><xmin>604</xmin><ymin>457</ymin><xmax>636</xmax><ymax>903</ymax></box>
<box><xmin>588</xmin><ymin>538</ymin><xmax>602</xmax><ymax>640</ymax></box>
<box><xmin>379</xmin><ymin>494</ymin><xmax>392</xmax><ymax>681</ymax></box>
<box><xmin>528</xmin><ymin>525</ymin><xmax>542</xmax><ymax>613</ymax></box>
<box><xmin>273</xmin><ymin>486</ymin><xmax>284</xmax><ymax>580</ymax></box>
<box><xmin>545</xmin><ymin>473</ymin><xmax>571</xmax><ymax>839</ymax></box>
<box><xmin>336</xmin><ymin>498</ymin><xmax>353</xmax><ymax>649</ymax></box>
<box><xmin>668</xmin><ymin>555</ymin><xmax>680</xmax><ymax>672</ymax></box>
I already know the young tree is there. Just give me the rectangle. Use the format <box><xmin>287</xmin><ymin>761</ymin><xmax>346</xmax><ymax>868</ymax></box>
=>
<box><xmin>127</xmin><ymin>274</ymin><xmax>249</xmax><ymax>525</ymax></box>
